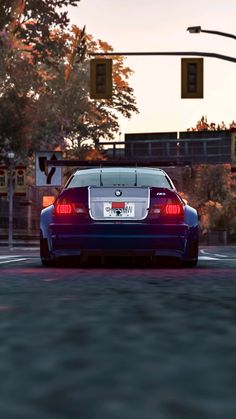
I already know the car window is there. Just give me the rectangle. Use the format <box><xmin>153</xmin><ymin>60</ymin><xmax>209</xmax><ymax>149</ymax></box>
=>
<box><xmin>66</xmin><ymin>172</ymin><xmax>101</xmax><ymax>187</ymax></box>
<box><xmin>136</xmin><ymin>173</ymin><xmax>172</xmax><ymax>188</ymax></box>
<box><xmin>101</xmin><ymin>171</ymin><xmax>136</xmax><ymax>186</ymax></box>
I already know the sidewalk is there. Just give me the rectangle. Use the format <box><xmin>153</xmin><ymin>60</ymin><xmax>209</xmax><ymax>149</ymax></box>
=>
<box><xmin>0</xmin><ymin>240</ymin><xmax>39</xmax><ymax>256</ymax></box>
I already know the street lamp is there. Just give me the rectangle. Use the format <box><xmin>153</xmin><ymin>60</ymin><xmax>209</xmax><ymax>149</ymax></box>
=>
<box><xmin>187</xmin><ymin>26</ymin><xmax>236</xmax><ymax>40</ymax></box>
<box><xmin>8</xmin><ymin>151</ymin><xmax>15</xmax><ymax>250</ymax></box>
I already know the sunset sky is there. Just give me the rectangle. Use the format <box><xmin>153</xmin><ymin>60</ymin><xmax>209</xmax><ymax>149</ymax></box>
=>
<box><xmin>68</xmin><ymin>0</ymin><xmax>236</xmax><ymax>138</ymax></box>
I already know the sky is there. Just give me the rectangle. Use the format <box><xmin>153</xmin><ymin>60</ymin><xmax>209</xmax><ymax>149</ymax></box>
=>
<box><xmin>68</xmin><ymin>0</ymin><xmax>236</xmax><ymax>139</ymax></box>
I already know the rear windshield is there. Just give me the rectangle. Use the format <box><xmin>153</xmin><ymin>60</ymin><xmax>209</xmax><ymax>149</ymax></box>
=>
<box><xmin>66</xmin><ymin>170</ymin><xmax>173</xmax><ymax>189</ymax></box>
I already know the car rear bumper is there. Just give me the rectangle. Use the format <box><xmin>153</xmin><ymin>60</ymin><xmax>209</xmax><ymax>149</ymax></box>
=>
<box><xmin>48</xmin><ymin>222</ymin><xmax>198</xmax><ymax>260</ymax></box>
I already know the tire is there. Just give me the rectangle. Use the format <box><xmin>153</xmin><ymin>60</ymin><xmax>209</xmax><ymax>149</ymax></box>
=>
<box><xmin>182</xmin><ymin>237</ymin><xmax>198</xmax><ymax>267</ymax></box>
<box><xmin>40</xmin><ymin>237</ymin><xmax>55</xmax><ymax>267</ymax></box>
<box><xmin>182</xmin><ymin>258</ymin><xmax>198</xmax><ymax>268</ymax></box>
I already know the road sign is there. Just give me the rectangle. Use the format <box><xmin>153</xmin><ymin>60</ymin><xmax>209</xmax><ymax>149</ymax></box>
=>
<box><xmin>35</xmin><ymin>151</ymin><xmax>62</xmax><ymax>186</ymax></box>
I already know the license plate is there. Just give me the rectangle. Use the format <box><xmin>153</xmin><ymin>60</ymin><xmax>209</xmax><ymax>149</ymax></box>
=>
<box><xmin>103</xmin><ymin>202</ymin><xmax>135</xmax><ymax>217</ymax></box>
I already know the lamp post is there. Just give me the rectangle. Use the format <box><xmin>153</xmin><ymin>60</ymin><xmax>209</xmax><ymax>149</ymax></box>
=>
<box><xmin>187</xmin><ymin>26</ymin><xmax>236</xmax><ymax>40</ymax></box>
<box><xmin>8</xmin><ymin>151</ymin><xmax>15</xmax><ymax>250</ymax></box>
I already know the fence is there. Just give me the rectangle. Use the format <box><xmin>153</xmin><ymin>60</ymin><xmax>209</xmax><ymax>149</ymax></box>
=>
<box><xmin>0</xmin><ymin>186</ymin><xmax>58</xmax><ymax>241</ymax></box>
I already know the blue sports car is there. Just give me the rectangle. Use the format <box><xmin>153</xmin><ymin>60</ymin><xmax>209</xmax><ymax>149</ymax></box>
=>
<box><xmin>40</xmin><ymin>166</ymin><xmax>198</xmax><ymax>267</ymax></box>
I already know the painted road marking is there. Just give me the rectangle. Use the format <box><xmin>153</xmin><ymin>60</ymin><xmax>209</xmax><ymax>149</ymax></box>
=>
<box><xmin>199</xmin><ymin>255</ymin><xmax>219</xmax><ymax>260</ymax></box>
<box><xmin>0</xmin><ymin>258</ymin><xmax>28</xmax><ymax>265</ymax></box>
<box><xmin>0</xmin><ymin>251</ymin><xmax>235</xmax><ymax>264</ymax></box>
<box><xmin>200</xmin><ymin>249</ymin><xmax>228</xmax><ymax>258</ymax></box>
<box><xmin>0</xmin><ymin>255</ymin><xmax>26</xmax><ymax>259</ymax></box>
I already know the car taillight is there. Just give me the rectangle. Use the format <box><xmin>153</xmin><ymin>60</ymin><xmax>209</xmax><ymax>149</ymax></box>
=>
<box><xmin>55</xmin><ymin>203</ymin><xmax>73</xmax><ymax>214</ymax></box>
<box><xmin>164</xmin><ymin>203</ymin><xmax>183</xmax><ymax>215</ymax></box>
<box><xmin>54</xmin><ymin>202</ymin><xmax>86</xmax><ymax>215</ymax></box>
<box><xmin>149</xmin><ymin>204</ymin><xmax>162</xmax><ymax>215</ymax></box>
<box><xmin>149</xmin><ymin>201</ymin><xmax>184</xmax><ymax>218</ymax></box>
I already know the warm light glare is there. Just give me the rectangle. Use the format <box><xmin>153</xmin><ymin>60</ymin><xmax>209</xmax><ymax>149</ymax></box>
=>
<box><xmin>43</xmin><ymin>196</ymin><xmax>55</xmax><ymax>207</ymax></box>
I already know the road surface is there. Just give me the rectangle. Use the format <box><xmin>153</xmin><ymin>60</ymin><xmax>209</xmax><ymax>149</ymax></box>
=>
<box><xmin>0</xmin><ymin>246</ymin><xmax>236</xmax><ymax>419</ymax></box>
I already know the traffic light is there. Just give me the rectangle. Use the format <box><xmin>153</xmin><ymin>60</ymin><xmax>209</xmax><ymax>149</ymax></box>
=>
<box><xmin>15</xmin><ymin>166</ymin><xmax>26</xmax><ymax>195</ymax></box>
<box><xmin>90</xmin><ymin>58</ymin><xmax>112</xmax><ymax>99</ymax></box>
<box><xmin>181</xmin><ymin>58</ymin><xmax>204</xmax><ymax>99</ymax></box>
<box><xmin>0</xmin><ymin>167</ymin><xmax>8</xmax><ymax>195</ymax></box>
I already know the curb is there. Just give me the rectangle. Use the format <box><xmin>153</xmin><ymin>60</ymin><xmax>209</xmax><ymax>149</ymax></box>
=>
<box><xmin>0</xmin><ymin>247</ymin><xmax>39</xmax><ymax>256</ymax></box>
<box><xmin>0</xmin><ymin>241</ymin><xmax>39</xmax><ymax>247</ymax></box>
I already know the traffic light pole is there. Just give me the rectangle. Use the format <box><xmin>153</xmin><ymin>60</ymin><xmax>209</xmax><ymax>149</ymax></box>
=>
<box><xmin>89</xmin><ymin>51</ymin><xmax>236</xmax><ymax>63</ymax></box>
<box><xmin>200</xmin><ymin>29</ymin><xmax>236</xmax><ymax>40</ymax></box>
<box><xmin>187</xmin><ymin>26</ymin><xmax>236</xmax><ymax>40</ymax></box>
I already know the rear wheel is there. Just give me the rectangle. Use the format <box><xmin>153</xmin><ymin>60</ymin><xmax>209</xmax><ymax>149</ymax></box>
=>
<box><xmin>183</xmin><ymin>238</ymin><xmax>198</xmax><ymax>267</ymax></box>
<box><xmin>40</xmin><ymin>237</ymin><xmax>55</xmax><ymax>267</ymax></box>
<box><xmin>182</xmin><ymin>258</ymin><xmax>198</xmax><ymax>268</ymax></box>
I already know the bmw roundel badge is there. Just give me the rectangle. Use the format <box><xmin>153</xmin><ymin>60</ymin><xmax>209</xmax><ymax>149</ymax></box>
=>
<box><xmin>115</xmin><ymin>189</ymin><xmax>122</xmax><ymax>197</ymax></box>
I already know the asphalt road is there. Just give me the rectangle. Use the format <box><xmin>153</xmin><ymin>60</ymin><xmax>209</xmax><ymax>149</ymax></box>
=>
<box><xmin>0</xmin><ymin>246</ymin><xmax>236</xmax><ymax>419</ymax></box>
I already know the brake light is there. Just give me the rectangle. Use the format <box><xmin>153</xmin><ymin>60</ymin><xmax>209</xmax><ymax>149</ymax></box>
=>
<box><xmin>149</xmin><ymin>201</ymin><xmax>183</xmax><ymax>218</ymax></box>
<box><xmin>54</xmin><ymin>202</ymin><xmax>86</xmax><ymax>215</ymax></box>
<box><xmin>164</xmin><ymin>203</ymin><xmax>182</xmax><ymax>215</ymax></box>
<box><xmin>56</xmin><ymin>203</ymin><xmax>73</xmax><ymax>214</ymax></box>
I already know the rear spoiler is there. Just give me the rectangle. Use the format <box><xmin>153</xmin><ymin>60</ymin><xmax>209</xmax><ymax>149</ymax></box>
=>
<box><xmin>45</xmin><ymin>159</ymin><xmax>191</xmax><ymax>169</ymax></box>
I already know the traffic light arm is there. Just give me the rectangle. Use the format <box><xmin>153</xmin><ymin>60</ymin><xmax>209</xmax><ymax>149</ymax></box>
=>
<box><xmin>89</xmin><ymin>51</ymin><xmax>236</xmax><ymax>64</ymax></box>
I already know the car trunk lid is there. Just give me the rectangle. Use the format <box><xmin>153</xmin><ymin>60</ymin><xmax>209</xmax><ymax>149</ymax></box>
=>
<box><xmin>89</xmin><ymin>186</ymin><xmax>150</xmax><ymax>220</ymax></box>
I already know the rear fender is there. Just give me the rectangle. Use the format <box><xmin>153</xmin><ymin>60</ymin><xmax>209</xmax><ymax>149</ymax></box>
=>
<box><xmin>184</xmin><ymin>205</ymin><xmax>198</xmax><ymax>227</ymax></box>
<box><xmin>40</xmin><ymin>205</ymin><xmax>54</xmax><ymax>244</ymax></box>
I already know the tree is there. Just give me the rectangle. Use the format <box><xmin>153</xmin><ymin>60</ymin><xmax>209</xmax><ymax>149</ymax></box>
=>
<box><xmin>0</xmin><ymin>2</ymin><xmax>139</xmax><ymax>162</ymax></box>
<box><xmin>0</xmin><ymin>0</ymin><xmax>80</xmax><ymax>65</ymax></box>
<box><xmin>43</xmin><ymin>29</ymin><xmax>139</xmax><ymax>154</ymax></box>
<box><xmin>183</xmin><ymin>163</ymin><xmax>236</xmax><ymax>240</ymax></box>
<box><xmin>184</xmin><ymin>116</ymin><xmax>236</xmax><ymax>240</ymax></box>
<box><xmin>187</xmin><ymin>115</ymin><xmax>235</xmax><ymax>131</ymax></box>
<box><xmin>0</xmin><ymin>0</ymin><xmax>81</xmax><ymax>161</ymax></box>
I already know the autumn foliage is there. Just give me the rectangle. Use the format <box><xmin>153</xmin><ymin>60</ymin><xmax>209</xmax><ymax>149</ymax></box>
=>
<box><xmin>184</xmin><ymin>117</ymin><xmax>236</xmax><ymax>241</ymax></box>
<box><xmin>0</xmin><ymin>0</ymin><xmax>138</xmax><ymax>164</ymax></box>
<box><xmin>188</xmin><ymin>115</ymin><xmax>236</xmax><ymax>132</ymax></box>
